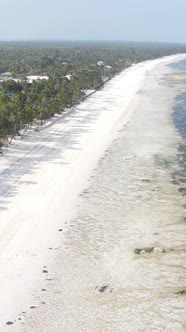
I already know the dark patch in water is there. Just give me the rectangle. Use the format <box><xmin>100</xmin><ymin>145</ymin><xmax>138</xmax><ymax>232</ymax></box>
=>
<box><xmin>178</xmin><ymin>187</ymin><xmax>186</xmax><ymax>196</ymax></box>
<box><xmin>169</xmin><ymin>59</ymin><xmax>186</xmax><ymax>71</ymax></box>
<box><xmin>171</xmin><ymin>88</ymin><xmax>186</xmax><ymax>197</ymax></box>
<box><xmin>172</xmin><ymin>93</ymin><xmax>186</xmax><ymax>139</ymax></box>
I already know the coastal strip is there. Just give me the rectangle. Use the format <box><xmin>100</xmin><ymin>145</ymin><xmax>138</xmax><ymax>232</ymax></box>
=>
<box><xmin>0</xmin><ymin>54</ymin><xmax>185</xmax><ymax>330</ymax></box>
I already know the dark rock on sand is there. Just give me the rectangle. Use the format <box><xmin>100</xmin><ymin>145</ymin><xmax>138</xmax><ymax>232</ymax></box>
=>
<box><xmin>96</xmin><ymin>284</ymin><xmax>109</xmax><ymax>293</ymax></box>
<box><xmin>135</xmin><ymin>247</ymin><xmax>166</xmax><ymax>255</ymax></box>
<box><xmin>6</xmin><ymin>321</ymin><xmax>14</xmax><ymax>325</ymax></box>
<box><xmin>175</xmin><ymin>290</ymin><xmax>186</xmax><ymax>295</ymax></box>
<box><xmin>42</xmin><ymin>270</ymin><xmax>48</xmax><ymax>273</ymax></box>
<box><xmin>142</xmin><ymin>179</ymin><xmax>151</xmax><ymax>182</ymax></box>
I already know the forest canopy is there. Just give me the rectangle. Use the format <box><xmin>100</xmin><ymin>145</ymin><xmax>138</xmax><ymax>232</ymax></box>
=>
<box><xmin>0</xmin><ymin>41</ymin><xmax>186</xmax><ymax>145</ymax></box>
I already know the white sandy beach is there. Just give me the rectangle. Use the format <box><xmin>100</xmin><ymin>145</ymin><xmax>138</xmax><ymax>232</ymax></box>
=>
<box><xmin>0</xmin><ymin>54</ymin><xmax>186</xmax><ymax>330</ymax></box>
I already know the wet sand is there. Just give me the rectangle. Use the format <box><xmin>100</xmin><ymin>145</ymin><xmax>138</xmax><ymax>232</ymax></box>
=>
<box><xmin>0</xmin><ymin>55</ymin><xmax>186</xmax><ymax>331</ymax></box>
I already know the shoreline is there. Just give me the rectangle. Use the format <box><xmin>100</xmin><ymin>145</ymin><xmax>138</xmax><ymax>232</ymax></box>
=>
<box><xmin>0</xmin><ymin>54</ymin><xmax>186</xmax><ymax>329</ymax></box>
<box><xmin>26</xmin><ymin>56</ymin><xmax>186</xmax><ymax>331</ymax></box>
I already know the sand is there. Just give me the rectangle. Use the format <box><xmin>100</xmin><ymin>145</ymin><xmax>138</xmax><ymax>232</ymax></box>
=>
<box><xmin>0</xmin><ymin>54</ymin><xmax>185</xmax><ymax>330</ymax></box>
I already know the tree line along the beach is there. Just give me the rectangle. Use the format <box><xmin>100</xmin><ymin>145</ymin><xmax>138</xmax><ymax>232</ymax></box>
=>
<box><xmin>0</xmin><ymin>41</ymin><xmax>186</xmax><ymax>146</ymax></box>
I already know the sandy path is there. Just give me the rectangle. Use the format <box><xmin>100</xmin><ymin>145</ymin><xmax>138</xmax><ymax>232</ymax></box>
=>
<box><xmin>0</xmin><ymin>54</ymin><xmax>185</xmax><ymax>329</ymax></box>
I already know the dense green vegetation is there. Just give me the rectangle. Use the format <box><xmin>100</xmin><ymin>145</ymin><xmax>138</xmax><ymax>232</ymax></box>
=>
<box><xmin>0</xmin><ymin>41</ymin><xmax>186</xmax><ymax>146</ymax></box>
